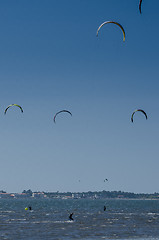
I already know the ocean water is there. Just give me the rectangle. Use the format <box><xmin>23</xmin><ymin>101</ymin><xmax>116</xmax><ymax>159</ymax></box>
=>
<box><xmin>0</xmin><ymin>198</ymin><xmax>159</xmax><ymax>240</ymax></box>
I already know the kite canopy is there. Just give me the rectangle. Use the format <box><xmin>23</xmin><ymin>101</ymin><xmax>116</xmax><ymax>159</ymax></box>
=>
<box><xmin>139</xmin><ymin>0</ymin><xmax>142</xmax><ymax>14</ymax></box>
<box><xmin>4</xmin><ymin>104</ymin><xmax>23</xmax><ymax>114</ymax></box>
<box><xmin>96</xmin><ymin>21</ymin><xmax>126</xmax><ymax>42</ymax></box>
<box><xmin>131</xmin><ymin>109</ymin><xmax>147</xmax><ymax>122</ymax></box>
<box><xmin>104</xmin><ymin>179</ymin><xmax>108</xmax><ymax>182</ymax></box>
<box><xmin>54</xmin><ymin>110</ymin><xmax>72</xmax><ymax>123</ymax></box>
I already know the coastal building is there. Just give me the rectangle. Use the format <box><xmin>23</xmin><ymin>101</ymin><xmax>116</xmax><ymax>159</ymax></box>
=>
<box><xmin>32</xmin><ymin>192</ymin><xmax>47</xmax><ymax>198</ymax></box>
<box><xmin>0</xmin><ymin>193</ymin><xmax>15</xmax><ymax>199</ymax></box>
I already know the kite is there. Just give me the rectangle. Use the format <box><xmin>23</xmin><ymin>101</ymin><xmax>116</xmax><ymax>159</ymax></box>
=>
<box><xmin>4</xmin><ymin>104</ymin><xmax>23</xmax><ymax>114</ymax></box>
<box><xmin>139</xmin><ymin>0</ymin><xmax>142</xmax><ymax>14</ymax></box>
<box><xmin>54</xmin><ymin>110</ymin><xmax>72</xmax><ymax>123</ymax></box>
<box><xmin>131</xmin><ymin>109</ymin><xmax>147</xmax><ymax>122</ymax></box>
<box><xmin>96</xmin><ymin>21</ymin><xmax>125</xmax><ymax>42</ymax></box>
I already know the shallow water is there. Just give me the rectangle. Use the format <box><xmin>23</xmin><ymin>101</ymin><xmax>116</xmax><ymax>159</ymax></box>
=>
<box><xmin>0</xmin><ymin>198</ymin><xmax>159</xmax><ymax>239</ymax></box>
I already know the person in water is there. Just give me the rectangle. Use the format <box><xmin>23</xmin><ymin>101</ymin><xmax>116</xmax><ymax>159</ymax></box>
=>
<box><xmin>28</xmin><ymin>206</ymin><xmax>32</xmax><ymax>210</ymax></box>
<box><xmin>69</xmin><ymin>213</ymin><xmax>74</xmax><ymax>221</ymax></box>
<box><xmin>104</xmin><ymin>206</ymin><xmax>106</xmax><ymax>211</ymax></box>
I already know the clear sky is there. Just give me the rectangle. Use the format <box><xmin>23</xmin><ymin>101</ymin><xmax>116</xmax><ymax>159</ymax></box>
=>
<box><xmin>0</xmin><ymin>0</ymin><xmax>159</xmax><ymax>194</ymax></box>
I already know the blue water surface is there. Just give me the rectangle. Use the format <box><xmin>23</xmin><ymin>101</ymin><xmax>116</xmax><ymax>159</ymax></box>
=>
<box><xmin>0</xmin><ymin>198</ymin><xmax>159</xmax><ymax>239</ymax></box>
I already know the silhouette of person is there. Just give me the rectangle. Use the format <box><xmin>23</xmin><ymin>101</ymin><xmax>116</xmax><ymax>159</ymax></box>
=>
<box><xmin>69</xmin><ymin>213</ymin><xmax>74</xmax><ymax>221</ymax></box>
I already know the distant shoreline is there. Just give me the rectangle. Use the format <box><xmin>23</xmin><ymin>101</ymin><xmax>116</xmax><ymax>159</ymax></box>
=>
<box><xmin>0</xmin><ymin>190</ymin><xmax>159</xmax><ymax>200</ymax></box>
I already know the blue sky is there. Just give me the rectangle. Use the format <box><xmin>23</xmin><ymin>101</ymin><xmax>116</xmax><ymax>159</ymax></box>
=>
<box><xmin>0</xmin><ymin>0</ymin><xmax>159</xmax><ymax>193</ymax></box>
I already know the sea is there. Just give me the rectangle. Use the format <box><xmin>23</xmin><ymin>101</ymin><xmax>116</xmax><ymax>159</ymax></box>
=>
<box><xmin>0</xmin><ymin>198</ymin><xmax>159</xmax><ymax>240</ymax></box>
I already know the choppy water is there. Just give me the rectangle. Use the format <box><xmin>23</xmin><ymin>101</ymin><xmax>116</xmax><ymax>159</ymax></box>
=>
<box><xmin>0</xmin><ymin>198</ymin><xmax>159</xmax><ymax>239</ymax></box>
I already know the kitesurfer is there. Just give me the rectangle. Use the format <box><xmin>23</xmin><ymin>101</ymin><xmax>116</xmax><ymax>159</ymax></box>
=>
<box><xmin>104</xmin><ymin>206</ymin><xmax>106</xmax><ymax>211</ymax></box>
<box><xmin>69</xmin><ymin>213</ymin><xmax>74</xmax><ymax>221</ymax></box>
